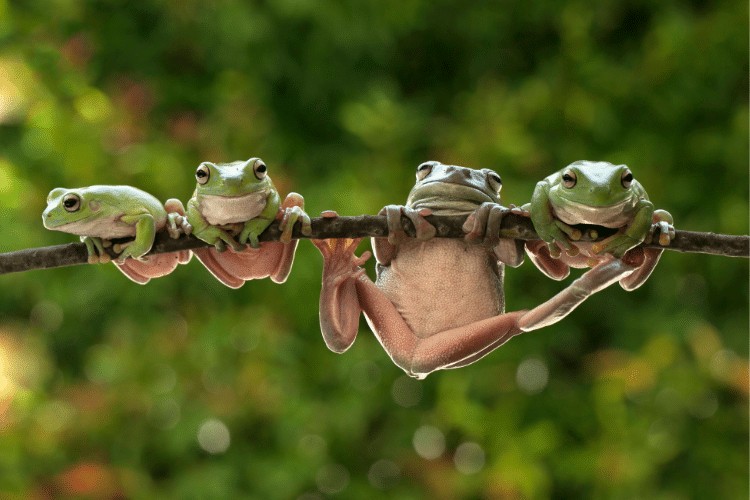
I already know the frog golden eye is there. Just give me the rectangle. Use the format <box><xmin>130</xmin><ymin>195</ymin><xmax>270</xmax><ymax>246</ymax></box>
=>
<box><xmin>562</xmin><ymin>170</ymin><xmax>577</xmax><ymax>189</ymax></box>
<box><xmin>196</xmin><ymin>164</ymin><xmax>211</xmax><ymax>185</ymax></box>
<box><xmin>416</xmin><ymin>162</ymin><xmax>433</xmax><ymax>181</ymax></box>
<box><xmin>488</xmin><ymin>173</ymin><xmax>502</xmax><ymax>193</ymax></box>
<box><xmin>62</xmin><ymin>194</ymin><xmax>81</xmax><ymax>212</ymax></box>
<box><xmin>621</xmin><ymin>170</ymin><xmax>633</xmax><ymax>189</ymax></box>
<box><xmin>253</xmin><ymin>160</ymin><xmax>267</xmax><ymax>180</ymax></box>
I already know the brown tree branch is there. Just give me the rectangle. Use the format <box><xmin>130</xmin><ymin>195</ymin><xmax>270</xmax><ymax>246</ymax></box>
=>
<box><xmin>0</xmin><ymin>214</ymin><xmax>747</xmax><ymax>276</ymax></box>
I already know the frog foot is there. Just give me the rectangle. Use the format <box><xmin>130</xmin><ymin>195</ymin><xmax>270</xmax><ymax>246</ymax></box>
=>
<box><xmin>113</xmin><ymin>240</ymin><xmax>149</xmax><ymax>264</ymax></box>
<box><xmin>165</xmin><ymin>198</ymin><xmax>192</xmax><ymax>238</ymax></box>
<box><xmin>201</xmin><ymin>226</ymin><xmax>244</xmax><ymax>253</ymax></box>
<box><xmin>278</xmin><ymin>192</ymin><xmax>312</xmax><ymax>244</ymax></box>
<box><xmin>380</xmin><ymin>205</ymin><xmax>435</xmax><ymax>245</ymax></box>
<box><xmin>537</xmin><ymin>220</ymin><xmax>582</xmax><ymax>259</ymax></box>
<box><xmin>463</xmin><ymin>202</ymin><xmax>506</xmax><ymax>247</ymax></box>
<box><xmin>81</xmin><ymin>236</ymin><xmax>111</xmax><ymax>264</ymax></box>
<box><xmin>592</xmin><ymin>233</ymin><xmax>640</xmax><ymax>259</ymax></box>
<box><xmin>312</xmin><ymin>236</ymin><xmax>371</xmax><ymax>286</ymax></box>
<box><xmin>508</xmin><ymin>203</ymin><xmax>531</xmax><ymax>217</ymax></box>
<box><xmin>643</xmin><ymin>209</ymin><xmax>675</xmax><ymax>246</ymax></box>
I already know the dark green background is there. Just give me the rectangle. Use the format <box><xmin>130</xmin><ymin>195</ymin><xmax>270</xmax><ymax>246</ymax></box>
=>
<box><xmin>0</xmin><ymin>0</ymin><xmax>747</xmax><ymax>498</ymax></box>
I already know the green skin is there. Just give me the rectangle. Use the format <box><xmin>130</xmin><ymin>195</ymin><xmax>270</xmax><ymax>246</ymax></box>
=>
<box><xmin>186</xmin><ymin>158</ymin><xmax>280</xmax><ymax>251</ymax></box>
<box><xmin>527</xmin><ymin>160</ymin><xmax>655</xmax><ymax>259</ymax></box>
<box><xmin>42</xmin><ymin>185</ymin><xmax>179</xmax><ymax>264</ymax></box>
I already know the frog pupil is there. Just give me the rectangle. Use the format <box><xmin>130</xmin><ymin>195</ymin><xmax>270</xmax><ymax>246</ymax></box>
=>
<box><xmin>64</xmin><ymin>199</ymin><xmax>76</xmax><ymax>208</ymax></box>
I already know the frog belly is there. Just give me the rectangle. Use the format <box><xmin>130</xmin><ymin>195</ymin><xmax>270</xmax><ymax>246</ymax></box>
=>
<box><xmin>52</xmin><ymin>213</ymin><xmax>167</xmax><ymax>239</ymax></box>
<box><xmin>375</xmin><ymin>239</ymin><xmax>503</xmax><ymax>339</ymax></box>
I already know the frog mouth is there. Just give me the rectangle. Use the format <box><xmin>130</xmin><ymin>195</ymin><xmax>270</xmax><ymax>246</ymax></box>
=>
<box><xmin>407</xmin><ymin>182</ymin><xmax>497</xmax><ymax>214</ymax></box>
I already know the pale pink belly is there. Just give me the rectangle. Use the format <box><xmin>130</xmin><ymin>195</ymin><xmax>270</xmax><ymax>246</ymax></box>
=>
<box><xmin>376</xmin><ymin>239</ymin><xmax>503</xmax><ymax>338</ymax></box>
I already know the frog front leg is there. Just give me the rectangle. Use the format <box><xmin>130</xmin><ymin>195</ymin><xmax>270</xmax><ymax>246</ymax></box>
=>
<box><xmin>592</xmin><ymin>198</ymin><xmax>654</xmax><ymax>258</ymax></box>
<box><xmin>528</xmin><ymin>181</ymin><xmax>583</xmax><ymax>258</ymax></box>
<box><xmin>112</xmin><ymin>212</ymin><xmax>156</xmax><ymax>263</ymax></box>
<box><xmin>80</xmin><ymin>236</ymin><xmax>112</xmax><ymax>264</ymax></box>
<box><xmin>238</xmin><ymin>190</ymin><xmax>280</xmax><ymax>248</ymax></box>
<box><xmin>511</xmin><ymin>203</ymin><xmax>571</xmax><ymax>280</ymax></box>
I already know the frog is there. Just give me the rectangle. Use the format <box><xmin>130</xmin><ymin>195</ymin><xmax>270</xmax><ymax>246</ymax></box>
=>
<box><xmin>517</xmin><ymin>160</ymin><xmax>675</xmax><ymax>290</ymax></box>
<box><xmin>312</xmin><ymin>161</ymin><xmax>640</xmax><ymax>379</ymax></box>
<box><xmin>43</xmin><ymin>185</ymin><xmax>192</xmax><ymax>284</ymax></box>
<box><xmin>185</xmin><ymin>157</ymin><xmax>312</xmax><ymax>288</ymax></box>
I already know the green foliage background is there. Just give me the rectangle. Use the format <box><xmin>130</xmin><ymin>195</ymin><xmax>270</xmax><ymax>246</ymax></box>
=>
<box><xmin>0</xmin><ymin>0</ymin><xmax>747</xmax><ymax>498</ymax></box>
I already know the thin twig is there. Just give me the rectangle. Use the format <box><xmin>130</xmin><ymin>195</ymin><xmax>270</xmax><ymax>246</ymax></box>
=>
<box><xmin>0</xmin><ymin>214</ymin><xmax>747</xmax><ymax>276</ymax></box>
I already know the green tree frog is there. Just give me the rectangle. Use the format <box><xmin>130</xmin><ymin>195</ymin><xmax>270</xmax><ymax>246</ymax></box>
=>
<box><xmin>312</xmin><ymin>161</ymin><xmax>639</xmax><ymax>379</ymax></box>
<box><xmin>185</xmin><ymin>158</ymin><xmax>312</xmax><ymax>288</ymax></box>
<box><xmin>43</xmin><ymin>185</ymin><xmax>192</xmax><ymax>284</ymax></box>
<box><xmin>518</xmin><ymin>160</ymin><xmax>675</xmax><ymax>290</ymax></box>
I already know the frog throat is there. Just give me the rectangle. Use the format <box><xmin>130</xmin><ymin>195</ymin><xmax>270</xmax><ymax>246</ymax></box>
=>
<box><xmin>197</xmin><ymin>190</ymin><xmax>270</xmax><ymax>225</ymax></box>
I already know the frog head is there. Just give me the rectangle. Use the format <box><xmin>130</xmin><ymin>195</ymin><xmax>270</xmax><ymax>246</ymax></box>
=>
<box><xmin>193</xmin><ymin>158</ymin><xmax>272</xmax><ymax>197</ymax></box>
<box><xmin>192</xmin><ymin>158</ymin><xmax>276</xmax><ymax>225</ymax></box>
<box><xmin>42</xmin><ymin>186</ymin><xmax>117</xmax><ymax>233</ymax></box>
<box><xmin>406</xmin><ymin>161</ymin><xmax>503</xmax><ymax>214</ymax></box>
<box><xmin>547</xmin><ymin>160</ymin><xmax>646</xmax><ymax>226</ymax></box>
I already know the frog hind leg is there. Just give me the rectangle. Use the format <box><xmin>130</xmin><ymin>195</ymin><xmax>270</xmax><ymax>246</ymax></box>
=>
<box><xmin>518</xmin><ymin>258</ymin><xmax>636</xmax><ymax>331</ymax></box>
<box><xmin>618</xmin><ymin>247</ymin><xmax>662</xmax><ymax>291</ymax></box>
<box><xmin>114</xmin><ymin>251</ymin><xmax>192</xmax><ymax>284</ymax></box>
<box><xmin>524</xmin><ymin>240</ymin><xmax>571</xmax><ymax>280</ymax></box>
<box><xmin>619</xmin><ymin>210</ymin><xmax>674</xmax><ymax>291</ymax></box>
<box><xmin>192</xmin><ymin>247</ymin><xmax>248</xmax><ymax>289</ymax></box>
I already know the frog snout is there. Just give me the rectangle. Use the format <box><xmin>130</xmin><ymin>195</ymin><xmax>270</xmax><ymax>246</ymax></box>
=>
<box><xmin>442</xmin><ymin>165</ymin><xmax>473</xmax><ymax>183</ymax></box>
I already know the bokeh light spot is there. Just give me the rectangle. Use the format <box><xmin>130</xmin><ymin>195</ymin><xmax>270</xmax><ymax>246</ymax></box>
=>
<box><xmin>368</xmin><ymin>459</ymin><xmax>400</xmax><ymax>490</ymax></box>
<box><xmin>315</xmin><ymin>463</ymin><xmax>349</xmax><ymax>495</ymax></box>
<box><xmin>454</xmin><ymin>442</ymin><xmax>485</xmax><ymax>474</ymax></box>
<box><xmin>516</xmin><ymin>358</ymin><xmax>549</xmax><ymax>394</ymax></box>
<box><xmin>148</xmin><ymin>398</ymin><xmax>181</xmax><ymax>429</ymax></box>
<box><xmin>412</xmin><ymin>425</ymin><xmax>445</xmax><ymax>460</ymax></box>
<box><xmin>197</xmin><ymin>418</ymin><xmax>231</xmax><ymax>454</ymax></box>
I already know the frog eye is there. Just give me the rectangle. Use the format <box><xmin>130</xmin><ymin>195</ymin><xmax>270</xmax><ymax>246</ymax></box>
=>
<box><xmin>62</xmin><ymin>193</ymin><xmax>81</xmax><ymax>212</ymax></box>
<box><xmin>488</xmin><ymin>173</ymin><xmax>502</xmax><ymax>193</ymax></box>
<box><xmin>196</xmin><ymin>164</ymin><xmax>211</xmax><ymax>185</ymax></box>
<box><xmin>561</xmin><ymin>170</ymin><xmax>577</xmax><ymax>189</ymax></box>
<box><xmin>253</xmin><ymin>160</ymin><xmax>267</xmax><ymax>180</ymax></box>
<box><xmin>621</xmin><ymin>169</ymin><xmax>633</xmax><ymax>189</ymax></box>
<box><xmin>416</xmin><ymin>162</ymin><xmax>433</xmax><ymax>181</ymax></box>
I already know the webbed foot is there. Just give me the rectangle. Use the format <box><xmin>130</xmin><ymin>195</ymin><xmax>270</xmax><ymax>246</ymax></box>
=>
<box><xmin>278</xmin><ymin>192</ymin><xmax>312</xmax><ymax>244</ymax></box>
<box><xmin>380</xmin><ymin>205</ymin><xmax>435</xmax><ymax>245</ymax></box>
<box><xmin>81</xmin><ymin>236</ymin><xmax>111</xmax><ymax>264</ymax></box>
<box><xmin>165</xmin><ymin>198</ymin><xmax>192</xmax><ymax>238</ymax></box>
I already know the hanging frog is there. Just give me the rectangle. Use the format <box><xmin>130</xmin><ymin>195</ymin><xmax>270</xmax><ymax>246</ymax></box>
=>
<box><xmin>185</xmin><ymin>158</ymin><xmax>312</xmax><ymax>288</ymax></box>
<box><xmin>312</xmin><ymin>161</ymin><xmax>640</xmax><ymax>379</ymax></box>
<box><xmin>517</xmin><ymin>160</ymin><xmax>675</xmax><ymax>290</ymax></box>
<box><xmin>42</xmin><ymin>186</ymin><xmax>192</xmax><ymax>284</ymax></box>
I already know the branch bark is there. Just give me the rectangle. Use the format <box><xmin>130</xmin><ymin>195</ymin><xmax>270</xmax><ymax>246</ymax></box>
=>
<box><xmin>1</xmin><ymin>213</ymin><xmax>747</xmax><ymax>276</ymax></box>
